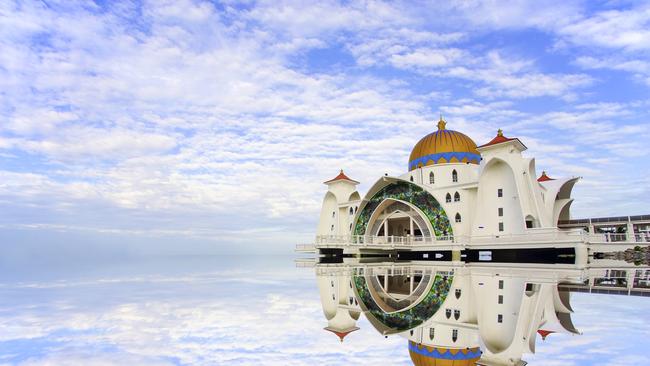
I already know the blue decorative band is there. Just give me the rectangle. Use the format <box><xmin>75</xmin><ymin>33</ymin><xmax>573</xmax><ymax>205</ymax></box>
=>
<box><xmin>408</xmin><ymin>342</ymin><xmax>482</xmax><ymax>360</ymax></box>
<box><xmin>409</xmin><ymin>152</ymin><xmax>481</xmax><ymax>170</ymax></box>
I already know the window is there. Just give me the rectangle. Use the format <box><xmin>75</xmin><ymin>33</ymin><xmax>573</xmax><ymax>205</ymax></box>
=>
<box><xmin>410</xmin><ymin>176</ymin><xmax>414</xmax><ymax>182</ymax></box>
<box><xmin>497</xmin><ymin>314</ymin><xmax>503</xmax><ymax>323</ymax></box>
<box><xmin>349</xmin><ymin>223</ymin><xmax>353</xmax><ymax>230</ymax></box>
<box><xmin>446</xmin><ymin>193</ymin><xmax>452</xmax><ymax>203</ymax></box>
<box><xmin>455</xmin><ymin>213</ymin><xmax>462</xmax><ymax>223</ymax></box>
<box><xmin>332</xmin><ymin>211</ymin><xmax>336</xmax><ymax>218</ymax></box>
<box><xmin>454</xmin><ymin>192</ymin><xmax>460</xmax><ymax>202</ymax></box>
<box><xmin>452</xmin><ymin>170</ymin><xmax>458</xmax><ymax>182</ymax></box>
<box><xmin>349</xmin><ymin>297</ymin><xmax>354</xmax><ymax>305</ymax></box>
<box><xmin>429</xmin><ymin>172</ymin><xmax>435</xmax><ymax>184</ymax></box>
<box><xmin>455</xmin><ymin>289</ymin><xmax>461</xmax><ymax>299</ymax></box>
<box><xmin>429</xmin><ymin>328</ymin><xmax>435</xmax><ymax>340</ymax></box>
<box><xmin>452</xmin><ymin>329</ymin><xmax>458</xmax><ymax>342</ymax></box>
<box><xmin>349</xmin><ymin>207</ymin><xmax>354</xmax><ymax>215</ymax></box>
<box><xmin>498</xmin><ymin>295</ymin><xmax>503</xmax><ymax>304</ymax></box>
<box><xmin>410</xmin><ymin>330</ymin><xmax>414</xmax><ymax>336</ymax></box>
<box><xmin>497</xmin><ymin>188</ymin><xmax>503</xmax><ymax>197</ymax></box>
<box><xmin>498</xmin><ymin>207</ymin><xmax>503</xmax><ymax>217</ymax></box>
<box><xmin>445</xmin><ymin>309</ymin><xmax>452</xmax><ymax>319</ymax></box>
<box><xmin>454</xmin><ymin>310</ymin><xmax>460</xmax><ymax>320</ymax></box>
<box><xmin>331</xmin><ymin>225</ymin><xmax>334</xmax><ymax>231</ymax></box>
<box><xmin>498</xmin><ymin>280</ymin><xmax>504</xmax><ymax>289</ymax></box>
<box><xmin>332</xmin><ymin>294</ymin><xmax>335</xmax><ymax>300</ymax></box>
<box><xmin>499</xmin><ymin>222</ymin><xmax>504</xmax><ymax>232</ymax></box>
<box><xmin>331</xmin><ymin>281</ymin><xmax>334</xmax><ymax>287</ymax></box>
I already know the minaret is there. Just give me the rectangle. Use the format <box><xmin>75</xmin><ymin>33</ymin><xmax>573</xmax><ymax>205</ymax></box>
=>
<box><xmin>317</xmin><ymin>170</ymin><xmax>360</xmax><ymax>236</ymax></box>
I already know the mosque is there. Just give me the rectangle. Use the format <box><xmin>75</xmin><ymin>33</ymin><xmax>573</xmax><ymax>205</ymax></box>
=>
<box><xmin>305</xmin><ymin>118</ymin><xmax>650</xmax><ymax>366</ymax></box>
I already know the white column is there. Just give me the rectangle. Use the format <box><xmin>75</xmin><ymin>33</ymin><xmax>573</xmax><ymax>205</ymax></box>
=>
<box><xmin>627</xmin><ymin>218</ymin><xmax>635</xmax><ymax>242</ymax></box>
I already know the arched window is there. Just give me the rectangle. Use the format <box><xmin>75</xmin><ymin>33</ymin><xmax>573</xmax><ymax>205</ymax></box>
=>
<box><xmin>429</xmin><ymin>172</ymin><xmax>435</xmax><ymax>184</ymax></box>
<box><xmin>429</xmin><ymin>328</ymin><xmax>435</xmax><ymax>340</ymax></box>
<box><xmin>454</xmin><ymin>192</ymin><xmax>460</xmax><ymax>202</ymax></box>
<box><xmin>446</xmin><ymin>193</ymin><xmax>452</xmax><ymax>203</ymax></box>
<box><xmin>455</xmin><ymin>213</ymin><xmax>462</xmax><ymax>223</ymax></box>
<box><xmin>445</xmin><ymin>309</ymin><xmax>452</xmax><ymax>319</ymax></box>
<box><xmin>332</xmin><ymin>211</ymin><xmax>335</xmax><ymax>218</ymax></box>
<box><xmin>410</xmin><ymin>330</ymin><xmax>414</xmax><ymax>336</ymax></box>
<box><xmin>410</xmin><ymin>176</ymin><xmax>414</xmax><ymax>182</ymax></box>
<box><xmin>349</xmin><ymin>297</ymin><xmax>354</xmax><ymax>305</ymax></box>
<box><xmin>452</xmin><ymin>169</ymin><xmax>458</xmax><ymax>182</ymax></box>
<box><xmin>349</xmin><ymin>223</ymin><xmax>352</xmax><ymax>230</ymax></box>
<box><xmin>349</xmin><ymin>207</ymin><xmax>354</xmax><ymax>215</ymax></box>
<box><xmin>452</xmin><ymin>329</ymin><xmax>458</xmax><ymax>342</ymax></box>
<box><xmin>455</xmin><ymin>289</ymin><xmax>461</xmax><ymax>299</ymax></box>
<box><xmin>454</xmin><ymin>309</ymin><xmax>460</xmax><ymax>320</ymax></box>
<box><xmin>331</xmin><ymin>225</ymin><xmax>334</xmax><ymax>231</ymax></box>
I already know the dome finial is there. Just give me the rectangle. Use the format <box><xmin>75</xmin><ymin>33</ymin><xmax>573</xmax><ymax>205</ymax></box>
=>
<box><xmin>437</xmin><ymin>115</ymin><xmax>446</xmax><ymax>130</ymax></box>
<box><xmin>497</xmin><ymin>128</ymin><xmax>503</xmax><ymax>137</ymax></box>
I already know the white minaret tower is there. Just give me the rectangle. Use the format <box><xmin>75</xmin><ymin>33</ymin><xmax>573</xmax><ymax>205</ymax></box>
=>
<box><xmin>317</xmin><ymin>170</ymin><xmax>361</xmax><ymax>236</ymax></box>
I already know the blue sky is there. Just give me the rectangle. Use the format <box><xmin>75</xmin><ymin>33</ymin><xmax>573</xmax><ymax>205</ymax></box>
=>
<box><xmin>1</xmin><ymin>0</ymin><xmax>649</xmax><ymax>254</ymax></box>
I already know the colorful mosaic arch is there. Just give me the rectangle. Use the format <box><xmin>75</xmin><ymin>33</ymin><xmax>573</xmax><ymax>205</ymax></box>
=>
<box><xmin>353</xmin><ymin>181</ymin><xmax>453</xmax><ymax>237</ymax></box>
<box><xmin>353</xmin><ymin>273</ymin><xmax>453</xmax><ymax>332</ymax></box>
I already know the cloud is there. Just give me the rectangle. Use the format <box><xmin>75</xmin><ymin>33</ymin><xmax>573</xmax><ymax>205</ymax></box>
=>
<box><xmin>0</xmin><ymin>1</ymin><xmax>649</xmax><ymax>252</ymax></box>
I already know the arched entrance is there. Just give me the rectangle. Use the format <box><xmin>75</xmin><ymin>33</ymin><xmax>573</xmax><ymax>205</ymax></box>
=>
<box><xmin>353</xmin><ymin>180</ymin><xmax>452</xmax><ymax>240</ymax></box>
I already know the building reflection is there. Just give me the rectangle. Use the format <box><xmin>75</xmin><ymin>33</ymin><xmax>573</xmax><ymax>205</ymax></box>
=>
<box><xmin>308</xmin><ymin>254</ymin><xmax>649</xmax><ymax>366</ymax></box>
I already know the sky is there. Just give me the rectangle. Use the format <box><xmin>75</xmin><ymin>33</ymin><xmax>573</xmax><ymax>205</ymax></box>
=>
<box><xmin>1</xmin><ymin>0</ymin><xmax>649</xmax><ymax>254</ymax></box>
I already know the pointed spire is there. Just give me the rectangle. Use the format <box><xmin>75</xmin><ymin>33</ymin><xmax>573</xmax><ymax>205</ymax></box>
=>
<box><xmin>478</xmin><ymin>128</ymin><xmax>515</xmax><ymax>148</ymax></box>
<box><xmin>537</xmin><ymin>329</ymin><xmax>555</xmax><ymax>340</ymax></box>
<box><xmin>537</xmin><ymin>171</ymin><xmax>555</xmax><ymax>182</ymax></box>
<box><xmin>323</xmin><ymin>170</ymin><xmax>360</xmax><ymax>185</ymax></box>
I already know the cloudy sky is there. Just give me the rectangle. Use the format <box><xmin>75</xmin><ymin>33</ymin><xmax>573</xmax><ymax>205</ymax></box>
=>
<box><xmin>1</xmin><ymin>0</ymin><xmax>649</xmax><ymax>254</ymax></box>
<box><xmin>0</xmin><ymin>257</ymin><xmax>648</xmax><ymax>365</ymax></box>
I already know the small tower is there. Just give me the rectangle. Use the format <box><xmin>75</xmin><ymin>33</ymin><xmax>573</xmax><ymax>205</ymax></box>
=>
<box><xmin>317</xmin><ymin>170</ymin><xmax>360</xmax><ymax>236</ymax></box>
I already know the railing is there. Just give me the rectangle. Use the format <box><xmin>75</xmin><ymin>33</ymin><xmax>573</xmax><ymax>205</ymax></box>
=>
<box><xmin>315</xmin><ymin>234</ymin><xmax>454</xmax><ymax>247</ymax></box>
<box><xmin>464</xmin><ymin>229</ymin><xmax>584</xmax><ymax>245</ymax></box>
<box><xmin>295</xmin><ymin>243</ymin><xmax>316</xmax><ymax>251</ymax></box>
<box><xmin>585</xmin><ymin>232</ymin><xmax>650</xmax><ymax>243</ymax></box>
<box><xmin>309</xmin><ymin>230</ymin><xmax>650</xmax><ymax>249</ymax></box>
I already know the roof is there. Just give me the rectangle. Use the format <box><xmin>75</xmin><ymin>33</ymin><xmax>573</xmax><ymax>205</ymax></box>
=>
<box><xmin>324</xmin><ymin>170</ymin><xmax>359</xmax><ymax>185</ymax></box>
<box><xmin>478</xmin><ymin>129</ymin><xmax>515</xmax><ymax>148</ymax></box>
<box><xmin>324</xmin><ymin>327</ymin><xmax>359</xmax><ymax>342</ymax></box>
<box><xmin>537</xmin><ymin>171</ymin><xmax>555</xmax><ymax>182</ymax></box>
<box><xmin>408</xmin><ymin>118</ymin><xmax>481</xmax><ymax>171</ymax></box>
<box><xmin>409</xmin><ymin>342</ymin><xmax>482</xmax><ymax>366</ymax></box>
<box><xmin>537</xmin><ymin>329</ymin><xmax>555</xmax><ymax>340</ymax></box>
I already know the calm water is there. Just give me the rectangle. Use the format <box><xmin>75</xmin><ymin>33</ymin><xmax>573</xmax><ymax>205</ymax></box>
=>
<box><xmin>0</xmin><ymin>255</ymin><xmax>649</xmax><ymax>365</ymax></box>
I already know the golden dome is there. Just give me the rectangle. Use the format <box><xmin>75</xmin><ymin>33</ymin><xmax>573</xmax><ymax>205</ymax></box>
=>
<box><xmin>409</xmin><ymin>342</ymin><xmax>482</xmax><ymax>366</ymax></box>
<box><xmin>408</xmin><ymin>118</ymin><xmax>481</xmax><ymax>171</ymax></box>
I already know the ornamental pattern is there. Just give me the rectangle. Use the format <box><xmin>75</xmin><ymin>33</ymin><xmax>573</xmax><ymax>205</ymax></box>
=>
<box><xmin>353</xmin><ymin>181</ymin><xmax>452</xmax><ymax>237</ymax></box>
<box><xmin>353</xmin><ymin>273</ymin><xmax>453</xmax><ymax>332</ymax></box>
